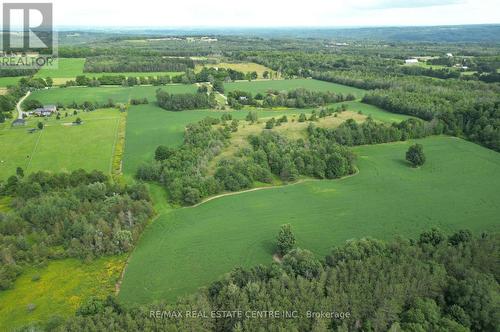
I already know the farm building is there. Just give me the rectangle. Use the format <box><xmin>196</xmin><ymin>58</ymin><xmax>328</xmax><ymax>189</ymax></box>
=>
<box><xmin>405</xmin><ymin>59</ymin><xmax>419</xmax><ymax>64</ymax></box>
<box><xmin>31</xmin><ymin>105</ymin><xmax>57</xmax><ymax>117</ymax></box>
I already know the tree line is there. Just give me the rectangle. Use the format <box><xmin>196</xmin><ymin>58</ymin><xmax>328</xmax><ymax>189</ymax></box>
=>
<box><xmin>156</xmin><ymin>89</ymin><xmax>217</xmax><ymax>111</ymax></box>
<box><xmin>0</xmin><ymin>170</ymin><xmax>154</xmax><ymax>290</ymax></box>
<box><xmin>227</xmin><ymin>88</ymin><xmax>356</xmax><ymax>110</ymax></box>
<box><xmin>28</xmin><ymin>229</ymin><xmax>499</xmax><ymax>332</ymax></box>
<box><xmin>83</xmin><ymin>56</ymin><xmax>195</xmax><ymax>73</ymax></box>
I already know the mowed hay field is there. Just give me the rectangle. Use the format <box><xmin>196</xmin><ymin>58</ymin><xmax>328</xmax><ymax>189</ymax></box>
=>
<box><xmin>0</xmin><ymin>256</ymin><xmax>125</xmax><ymax>331</ymax></box>
<box><xmin>196</xmin><ymin>62</ymin><xmax>272</xmax><ymax>77</ymax></box>
<box><xmin>25</xmin><ymin>84</ymin><xmax>197</xmax><ymax>106</ymax></box>
<box><xmin>225</xmin><ymin>79</ymin><xmax>366</xmax><ymax>98</ymax></box>
<box><xmin>119</xmin><ymin>136</ymin><xmax>500</xmax><ymax>305</ymax></box>
<box><xmin>0</xmin><ymin>109</ymin><xmax>121</xmax><ymax>180</ymax></box>
<box><xmin>34</xmin><ymin>58</ymin><xmax>183</xmax><ymax>85</ymax></box>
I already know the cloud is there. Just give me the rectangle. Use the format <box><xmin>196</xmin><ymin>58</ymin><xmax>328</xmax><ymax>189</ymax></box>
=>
<box><xmin>12</xmin><ymin>0</ymin><xmax>495</xmax><ymax>27</ymax></box>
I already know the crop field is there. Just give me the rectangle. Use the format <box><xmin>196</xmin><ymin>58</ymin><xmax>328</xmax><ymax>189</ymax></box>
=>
<box><xmin>119</xmin><ymin>136</ymin><xmax>500</xmax><ymax>304</ymax></box>
<box><xmin>25</xmin><ymin>84</ymin><xmax>197</xmax><ymax>106</ymax></box>
<box><xmin>34</xmin><ymin>58</ymin><xmax>182</xmax><ymax>84</ymax></box>
<box><xmin>0</xmin><ymin>256</ymin><xmax>125</xmax><ymax>331</ymax></box>
<box><xmin>0</xmin><ymin>109</ymin><xmax>122</xmax><ymax>180</ymax></box>
<box><xmin>123</xmin><ymin>105</ymin><xmax>311</xmax><ymax>176</ymax></box>
<box><xmin>225</xmin><ymin>78</ymin><xmax>366</xmax><ymax>98</ymax></box>
<box><xmin>0</xmin><ymin>76</ymin><xmax>23</xmax><ymax>87</ymax></box>
<box><xmin>35</xmin><ymin>58</ymin><xmax>86</xmax><ymax>79</ymax></box>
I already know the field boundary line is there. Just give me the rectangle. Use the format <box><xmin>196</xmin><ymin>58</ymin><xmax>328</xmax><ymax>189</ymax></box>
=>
<box><xmin>109</xmin><ymin>115</ymin><xmax>124</xmax><ymax>178</ymax></box>
<box><xmin>26</xmin><ymin>129</ymin><xmax>43</xmax><ymax>171</ymax></box>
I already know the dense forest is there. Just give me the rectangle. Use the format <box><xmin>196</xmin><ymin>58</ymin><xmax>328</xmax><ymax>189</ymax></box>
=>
<box><xmin>25</xmin><ymin>229</ymin><xmax>499</xmax><ymax>332</ymax></box>
<box><xmin>156</xmin><ymin>90</ymin><xmax>217</xmax><ymax>111</ymax></box>
<box><xmin>227</xmin><ymin>89</ymin><xmax>356</xmax><ymax>109</ymax></box>
<box><xmin>0</xmin><ymin>170</ymin><xmax>153</xmax><ymax>290</ymax></box>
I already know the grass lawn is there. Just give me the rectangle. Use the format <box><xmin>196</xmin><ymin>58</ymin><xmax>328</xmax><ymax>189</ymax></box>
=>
<box><xmin>0</xmin><ymin>256</ymin><xmax>125</xmax><ymax>331</ymax></box>
<box><xmin>25</xmin><ymin>84</ymin><xmax>197</xmax><ymax>106</ymax></box>
<box><xmin>119</xmin><ymin>136</ymin><xmax>500</xmax><ymax>305</ymax></box>
<box><xmin>123</xmin><ymin>105</ymin><xmax>308</xmax><ymax>177</ymax></box>
<box><xmin>0</xmin><ymin>108</ymin><xmax>122</xmax><ymax>180</ymax></box>
<box><xmin>225</xmin><ymin>79</ymin><xmax>366</xmax><ymax>98</ymax></box>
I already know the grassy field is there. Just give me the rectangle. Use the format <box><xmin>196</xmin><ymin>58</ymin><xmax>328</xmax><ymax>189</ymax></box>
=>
<box><xmin>344</xmin><ymin>101</ymin><xmax>415</xmax><ymax>123</ymax></box>
<box><xmin>225</xmin><ymin>79</ymin><xmax>366</xmax><ymax>98</ymax></box>
<box><xmin>35</xmin><ymin>58</ymin><xmax>86</xmax><ymax>79</ymax></box>
<box><xmin>0</xmin><ymin>108</ymin><xmax>122</xmax><ymax>180</ymax></box>
<box><xmin>196</xmin><ymin>62</ymin><xmax>272</xmax><ymax>77</ymax></box>
<box><xmin>119</xmin><ymin>136</ymin><xmax>500</xmax><ymax>305</ymax></box>
<box><xmin>25</xmin><ymin>84</ymin><xmax>197</xmax><ymax>106</ymax></box>
<box><xmin>123</xmin><ymin>105</ymin><xmax>309</xmax><ymax>176</ymax></box>
<box><xmin>0</xmin><ymin>256</ymin><xmax>125</xmax><ymax>331</ymax></box>
<box><xmin>0</xmin><ymin>76</ymin><xmax>23</xmax><ymax>87</ymax></box>
<box><xmin>34</xmin><ymin>58</ymin><xmax>182</xmax><ymax>84</ymax></box>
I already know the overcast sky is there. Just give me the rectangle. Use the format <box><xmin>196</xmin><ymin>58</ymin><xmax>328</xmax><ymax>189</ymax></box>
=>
<box><xmin>2</xmin><ymin>0</ymin><xmax>499</xmax><ymax>27</ymax></box>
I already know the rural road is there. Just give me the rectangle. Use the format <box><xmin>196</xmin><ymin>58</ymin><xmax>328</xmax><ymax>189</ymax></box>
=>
<box><xmin>16</xmin><ymin>90</ymin><xmax>31</xmax><ymax>119</ymax></box>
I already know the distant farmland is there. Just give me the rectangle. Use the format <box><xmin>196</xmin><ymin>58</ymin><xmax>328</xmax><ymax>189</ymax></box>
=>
<box><xmin>25</xmin><ymin>84</ymin><xmax>197</xmax><ymax>106</ymax></box>
<box><xmin>34</xmin><ymin>58</ymin><xmax>183</xmax><ymax>85</ymax></box>
<box><xmin>225</xmin><ymin>78</ymin><xmax>366</xmax><ymax>98</ymax></box>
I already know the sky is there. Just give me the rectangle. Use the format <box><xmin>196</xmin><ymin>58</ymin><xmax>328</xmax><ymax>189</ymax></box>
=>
<box><xmin>1</xmin><ymin>0</ymin><xmax>499</xmax><ymax>28</ymax></box>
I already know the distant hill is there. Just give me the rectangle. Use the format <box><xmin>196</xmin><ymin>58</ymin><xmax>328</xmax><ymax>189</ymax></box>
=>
<box><xmin>56</xmin><ymin>24</ymin><xmax>500</xmax><ymax>43</ymax></box>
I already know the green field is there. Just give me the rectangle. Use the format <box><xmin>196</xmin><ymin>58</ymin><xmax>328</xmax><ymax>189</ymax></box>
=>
<box><xmin>25</xmin><ymin>84</ymin><xmax>197</xmax><ymax>106</ymax></box>
<box><xmin>123</xmin><ymin>105</ymin><xmax>312</xmax><ymax>176</ymax></box>
<box><xmin>119</xmin><ymin>136</ymin><xmax>500</xmax><ymax>305</ymax></box>
<box><xmin>0</xmin><ymin>256</ymin><xmax>125</xmax><ymax>331</ymax></box>
<box><xmin>0</xmin><ymin>76</ymin><xmax>23</xmax><ymax>87</ymax></box>
<box><xmin>35</xmin><ymin>58</ymin><xmax>86</xmax><ymax>79</ymax></box>
<box><xmin>225</xmin><ymin>79</ymin><xmax>366</xmax><ymax>98</ymax></box>
<box><xmin>344</xmin><ymin>101</ymin><xmax>415</xmax><ymax>123</ymax></box>
<box><xmin>34</xmin><ymin>58</ymin><xmax>182</xmax><ymax>84</ymax></box>
<box><xmin>0</xmin><ymin>109</ymin><xmax>121</xmax><ymax>180</ymax></box>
